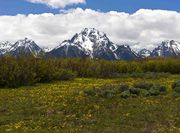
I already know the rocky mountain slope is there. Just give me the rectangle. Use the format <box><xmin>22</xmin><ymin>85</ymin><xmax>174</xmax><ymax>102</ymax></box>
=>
<box><xmin>0</xmin><ymin>41</ymin><xmax>13</xmax><ymax>55</ymax></box>
<box><xmin>138</xmin><ymin>49</ymin><xmax>151</xmax><ymax>58</ymax></box>
<box><xmin>47</xmin><ymin>28</ymin><xmax>138</xmax><ymax>60</ymax></box>
<box><xmin>151</xmin><ymin>40</ymin><xmax>180</xmax><ymax>57</ymax></box>
<box><xmin>0</xmin><ymin>38</ymin><xmax>44</xmax><ymax>57</ymax></box>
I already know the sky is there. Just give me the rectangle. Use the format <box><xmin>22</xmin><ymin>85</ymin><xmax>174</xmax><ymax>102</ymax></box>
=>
<box><xmin>0</xmin><ymin>0</ymin><xmax>180</xmax><ymax>49</ymax></box>
<box><xmin>1</xmin><ymin>0</ymin><xmax>180</xmax><ymax>15</ymax></box>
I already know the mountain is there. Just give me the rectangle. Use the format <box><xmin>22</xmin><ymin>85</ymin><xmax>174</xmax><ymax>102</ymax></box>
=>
<box><xmin>42</xmin><ymin>47</ymin><xmax>53</xmax><ymax>53</ymax></box>
<box><xmin>0</xmin><ymin>41</ymin><xmax>13</xmax><ymax>55</ymax></box>
<box><xmin>7</xmin><ymin>38</ymin><xmax>44</xmax><ymax>57</ymax></box>
<box><xmin>1</xmin><ymin>29</ymin><xmax>179</xmax><ymax>60</ymax></box>
<box><xmin>138</xmin><ymin>48</ymin><xmax>151</xmax><ymax>58</ymax></box>
<box><xmin>151</xmin><ymin>40</ymin><xmax>180</xmax><ymax>57</ymax></box>
<box><xmin>47</xmin><ymin>28</ymin><xmax>138</xmax><ymax>60</ymax></box>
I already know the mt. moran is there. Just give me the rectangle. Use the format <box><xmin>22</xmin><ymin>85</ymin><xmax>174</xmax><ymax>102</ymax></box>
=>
<box><xmin>47</xmin><ymin>28</ymin><xmax>138</xmax><ymax>60</ymax></box>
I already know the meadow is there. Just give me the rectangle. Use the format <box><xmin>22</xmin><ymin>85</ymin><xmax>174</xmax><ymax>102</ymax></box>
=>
<box><xmin>0</xmin><ymin>75</ymin><xmax>180</xmax><ymax>132</ymax></box>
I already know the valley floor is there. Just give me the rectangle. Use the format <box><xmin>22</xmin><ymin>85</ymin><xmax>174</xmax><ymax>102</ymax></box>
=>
<box><xmin>0</xmin><ymin>75</ymin><xmax>180</xmax><ymax>133</ymax></box>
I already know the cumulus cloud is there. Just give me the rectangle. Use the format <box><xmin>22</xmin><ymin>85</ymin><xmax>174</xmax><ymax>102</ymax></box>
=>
<box><xmin>0</xmin><ymin>8</ymin><xmax>180</xmax><ymax>50</ymax></box>
<box><xmin>26</xmin><ymin>0</ymin><xmax>86</xmax><ymax>8</ymax></box>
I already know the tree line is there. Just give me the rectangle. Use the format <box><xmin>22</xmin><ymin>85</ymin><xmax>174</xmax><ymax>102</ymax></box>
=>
<box><xmin>0</xmin><ymin>57</ymin><xmax>180</xmax><ymax>88</ymax></box>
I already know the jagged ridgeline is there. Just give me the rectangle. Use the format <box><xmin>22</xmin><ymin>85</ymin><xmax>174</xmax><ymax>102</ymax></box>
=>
<box><xmin>0</xmin><ymin>28</ymin><xmax>180</xmax><ymax>60</ymax></box>
<box><xmin>46</xmin><ymin>28</ymin><xmax>139</xmax><ymax>60</ymax></box>
<box><xmin>0</xmin><ymin>38</ymin><xmax>44</xmax><ymax>57</ymax></box>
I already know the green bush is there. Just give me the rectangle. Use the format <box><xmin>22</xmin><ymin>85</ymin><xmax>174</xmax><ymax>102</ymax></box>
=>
<box><xmin>98</xmin><ymin>85</ymin><xmax>117</xmax><ymax>98</ymax></box>
<box><xmin>0</xmin><ymin>57</ymin><xmax>77</xmax><ymax>88</ymax></box>
<box><xmin>133</xmin><ymin>82</ymin><xmax>153</xmax><ymax>90</ymax></box>
<box><xmin>149</xmin><ymin>87</ymin><xmax>160</xmax><ymax>96</ymax></box>
<box><xmin>139</xmin><ymin>89</ymin><xmax>150</xmax><ymax>97</ymax></box>
<box><xmin>0</xmin><ymin>56</ymin><xmax>180</xmax><ymax>88</ymax></box>
<box><xmin>120</xmin><ymin>90</ymin><xmax>131</xmax><ymax>99</ymax></box>
<box><xmin>53</xmin><ymin>69</ymin><xmax>76</xmax><ymax>81</ymax></box>
<box><xmin>83</xmin><ymin>85</ymin><xmax>117</xmax><ymax>98</ymax></box>
<box><xmin>83</xmin><ymin>82</ymin><xmax>167</xmax><ymax>99</ymax></box>
<box><xmin>173</xmin><ymin>91</ymin><xmax>180</xmax><ymax>97</ymax></box>
<box><xmin>158</xmin><ymin>85</ymin><xmax>166</xmax><ymax>93</ymax></box>
<box><xmin>118</xmin><ymin>83</ymin><xmax>129</xmax><ymax>92</ymax></box>
<box><xmin>98</xmin><ymin>89</ymin><xmax>115</xmax><ymax>98</ymax></box>
<box><xmin>172</xmin><ymin>80</ymin><xmax>180</xmax><ymax>96</ymax></box>
<box><xmin>129</xmin><ymin>87</ymin><xmax>141</xmax><ymax>95</ymax></box>
<box><xmin>149</xmin><ymin>84</ymin><xmax>166</xmax><ymax>96</ymax></box>
<box><xmin>83</xmin><ymin>88</ymin><xmax>97</xmax><ymax>96</ymax></box>
<box><xmin>174</xmin><ymin>87</ymin><xmax>180</xmax><ymax>93</ymax></box>
<box><xmin>172</xmin><ymin>80</ymin><xmax>180</xmax><ymax>89</ymax></box>
<box><xmin>132</xmin><ymin>82</ymin><xmax>166</xmax><ymax>97</ymax></box>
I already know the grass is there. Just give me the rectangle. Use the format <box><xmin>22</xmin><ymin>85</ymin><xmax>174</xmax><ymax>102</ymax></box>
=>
<box><xmin>0</xmin><ymin>75</ymin><xmax>180</xmax><ymax>132</ymax></box>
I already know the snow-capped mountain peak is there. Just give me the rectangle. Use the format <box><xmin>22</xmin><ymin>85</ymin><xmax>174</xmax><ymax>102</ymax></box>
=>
<box><xmin>138</xmin><ymin>48</ymin><xmax>151</xmax><ymax>58</ymax></box>
<box><xmin>42</xmin><ymin>47</ymin><xmax>53</xmax><ymax>52</ymax></box>
<box><xmin>10</xmin><ymin>38</ymin><xmax>35</xmax><ymax>50</ymax></box>
<box><xmin>80</xmin><ymin>28</ymin><xmax>108</xmax><ymax>41</ymax></box>
<box><xmin>0</xmin><ymin>41</ymin><xmax>13</xmax><ymax>55</ymax></box>
<box><xmin>151</xmin><ymin>40</ymin><xmax>180</xmax><ymax>57</ymax></box>
<box><xmin>54</xmin><ymin>28</ymin><xmax>113</xmax><ymax>56</ymax></box>
<box><xmin>8</xmin><ymin>38</ymin><xmax>43</xmax><ymax>57</ymax></box>
<box><xmin>70</xmin><ymin>28</ymin><xmax>111</xmax><ymax>55</ymax></box>
<box><xmin>48</xmin><ymin>28</ymin><xmax>139</xmax><ymax>60</ymax></box>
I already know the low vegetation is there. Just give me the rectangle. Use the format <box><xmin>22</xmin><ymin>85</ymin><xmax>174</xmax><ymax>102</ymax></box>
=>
<box><xmin>83</xmin><ymin>82</ymin><xmax>167</xmax><ymax>98</ymax></box>
<box><xmin>0</xmin><ymin>57</ymin><xmax>180</xmax><ymax>132</ymax></box>
<box><xmin>0</xmin><ymin>76</ymin><xmax>180</xmax><ymax>132</ymax></box>
<box><xmin>172</xmin><ymin>80</ymin><xmax>180</xmax><ymax>96</ymax></box>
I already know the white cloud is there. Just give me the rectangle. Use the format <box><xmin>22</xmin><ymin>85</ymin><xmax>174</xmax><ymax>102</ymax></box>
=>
<box><xmin>26</xmin><ymin>0</ymin><xmax>86</xmax><ymax>8</ymax></box>
<box><xmin>0</xmin><ymin>8</ymin><xmax>180</xmax><ymax>50</ymax></box>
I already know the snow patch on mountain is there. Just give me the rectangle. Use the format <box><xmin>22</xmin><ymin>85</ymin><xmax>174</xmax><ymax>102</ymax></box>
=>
<box><xmin>151</xmin><ymin>40</ymin><xmax>180</xmax><ymax>57</ymax></box>
<box><xmin>0</xmin><ymin>41</ymin><xmax>13</xmax><ymax>55</ymax></box>
<box><xmin>0</xmin><ymin>38</ymin><xmax>44</xmax><ymax>57</ymax></box>
<box><xmin>49</xmin><ymin>28</ymin><xmax>138</xmax><ymax>60</ymax></box>
<box><xmin>42</xmin><ymin>47</ymin><xmax>53</xmax><ymax>52</ymax></box>
<box><xmin>138</xmin><ymin>48</ymin><xmax>151</xmax><ymax>58</ymax></box>
<box><xmin>56</xmin><ymin>28</ymin><xmax>116</xmax><ymax>58</ymax></box>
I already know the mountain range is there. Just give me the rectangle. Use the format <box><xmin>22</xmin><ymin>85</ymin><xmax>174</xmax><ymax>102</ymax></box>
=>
<box><xmin>0</xmin><ymin>28</ymin><xmax>180</xmax><ymax>60</ymax></box>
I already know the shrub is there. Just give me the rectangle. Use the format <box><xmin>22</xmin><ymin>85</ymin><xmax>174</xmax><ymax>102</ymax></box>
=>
<box><xmin>118</xmin><ymin>83</ymin><xmax>129</xmax><ymax>92</ymax></box>
<box><xmin>97</xmin><ymin>85</ymin><xmax>117</xmax><ymax>98</ymax></box>
<box><xmin>148</xmin><ymin>84</ymin><xmax>166</xmax><ymax>96</ymax></box>
<box><xmin>1</xmin><ymin>56</ymin><xmax>180</xmax><ymax>88</ymax></box>
<box><xmin>158</xmin><ymin>85</ymin><xmax>166</xmax><ymax>93</ymax></box>
<box><xmin>149</xmin><ymin>87</ymin><xmax>160</xmax><ymax>96</ymax></box>
<box><xmin>172</xmin><ymin>80</ymin><xmax>180</xmax><ymax>89</ymax></box>
<box><xmin>173</xmin><ymin>91</ymin><xmax>180</xmax><ymax>97</ymax></box>
<box><xmin>83</xmin><ymin>85</ymin><xmax>117</xmax><ymax>98</ymax></box>
<box><xmin>0</xmin><ymin>57</ymin><xmax>77</xmax><ymax>88</ymax></box>
<box><xmin>174</xmin><ymin>87</ymin><xmax>180</xmax><ymax>93</ymax></box>
<box><xmin>139</xmin><ymin>89</ymin><xmax>150</xmax><ymax>97</ymax></box>
<box><xmin>129</xmin><ymin>87</ymin><xmax>141</xmax><ymax>95</ymax></box>
<box><xmin>83</xmin><ymin>82</ymin><xmax>167</xmax><ymax>99</ymax></box>
<box><xmin>133</xmin><ymin>82</ymin><xmax>153</xmax><ymax>90</ymax></box>
<box><xmin>98</xmin><ymin>89</ymin><xmax>115</xmax><ymax>98</ymax></box>
<box><xmin>53</xmin><ymin>69</ymin><xmax>76</xmax><ymax>81</ymax></box>
<box><xmin>83</xmin><ymin>88</ymin><xmax>97</xmax><ymax>96</ymax></box>
<box><xmin>120</xmin><ymin>90</ymin><xmax>131</xmax><ymax>99</ymax></box>
<box><xmin>172</xmin><ymin>80</ymin><xmax>180</xmax><ymax>96</ymax></box>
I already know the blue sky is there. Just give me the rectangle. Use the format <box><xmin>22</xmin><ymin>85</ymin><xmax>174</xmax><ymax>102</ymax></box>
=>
<box><xmin>0</xmin><ymin>0</ymin><xmax>180</xmax><ymax>15</ymax></box>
